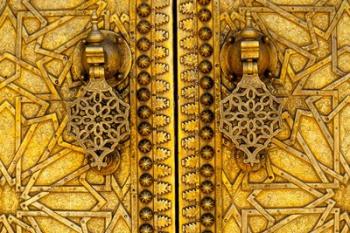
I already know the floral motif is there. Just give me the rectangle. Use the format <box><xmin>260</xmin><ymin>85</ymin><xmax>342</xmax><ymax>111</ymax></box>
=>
<box><xmin>220</xmin><ymin>74</ymin><xmax>282</xmax><ymax>165</ymax></box>
<box><xmin>68</xmin><ymin>78</ymin><xmax>130</xmax><ymax>170</ymax></box>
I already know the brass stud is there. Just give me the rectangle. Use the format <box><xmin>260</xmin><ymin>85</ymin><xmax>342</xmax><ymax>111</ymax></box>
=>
<box><xmin>198</xmin><ymin>60</ymin><xmax>213</xmax><ymax>73</ymax></box>
<box><xmin>137</xmin><ymin>3</ymin><xmax>152</xmax><ymax>17</ymax></box>
<box><xmin>200</xmin><ymin>180</ymin><xmax>214</xmax><ymax>194</ymax></box>
<box><xmin>138</xmin><ymin>122</ymin><xmax>153</xmax><ymax>136</ymax></box>
<box><xmin>200</xmin><ymin>109</ymin><xmax>215</xmax><ymax>123</ymax></box>
<box><xmin>198</xmin><ymin>8</ymin><xmax>212</xmax><ymax>22</ymax></box>
<box><xmin>200</xmin><ymin>76</ymin><xmax>214</xmax><ymax>89</ymax></box>
<box><xmin>137</xmin><ymin>87</ymin><xmax>151</xmax><ymax>101</ymax></box>
<box><xmin>199</xmin><ymin>43</ymin><xmax>213</xmax><ymax>57</ymax></box>
<box><xmin>140</xmin><ymin>207</ymin><xmax>154</xmax><ymax>221</ymax></box>
<box><xmin>137</xmin><ymin>106</ymin><xmax>152</xmax><ymax>119</ymax></box>
<box><xmin>199</xmin><ymin>126</ymin><xmax>214</xmax><ymax>140</ymax></box>
<box><xmin>139</xmin><ymin>173</ymin><xmax>153</xmax><ymax>187</ymax></box>
<box><xmin>201</xmin><ymin>197</ymin><xmax>215</xmax><ymax>210</ymax></box>
<box><xmin>137</xmin><ymin>20</ymin><xmax>152</xmax><ymax>34</ymax></box>
<box><xmin>139</xmin><ymin>156</ymin><xmax>153</xmax><ymax>170</ymax></box>
<box><xmin>200</xmin><ymin>93</ymin><xmax>214</xmax><ymax>106</ymax></box>
<box><xmin>139</xmin><ymin>223</ymin><xmax>154</xmax><ymax>233</ymax></box>
<box><xmin>137</xmin><ymin>55</ymin><xmax>152</xmax><ymax>68</ymax></box>
<box><xmin>263</xmin><ymin>36</ymin><xmax>270</xmax><ymax>43</ymax></box>
<box><xmin>138</xmin><ymin>139</ymin><xmax>153</xmax><ymax>153</ymax></box>
<box><xmin>116</xmin><ymin>36</ymin><xmax>124</xmax><ymax>43</ymax></box>
<box><xmin>200</xmin><ymin>145</ymin><xmax>215</xmax><ymax>160</ymax></box>
<box><xmin>198</xmin><ymin>27</ymin><xmax>213</xmax><ymax>41</ymax></box>
<box><xmin>200</xmin><ymin>164</ymin><xmax>214</xmax><ymax>177</ymax></box>
<box><xmin>139</xmin><ymin>190</ymin><xmax>153</xmax><ymax>203</ymax></box>
<box><xmin>201</xmin><ymin>213</ymin><xmax>215</xmax><ymax>227</ymax></box>
<box><xmin>137</xmin><ymin>71</ymin><xmax>152</xmax><ymax>85</ymax></box>
<box><xmin>228</xmin><ymin>36</ymin><xmax>235</xmax><ymax>43</ymax></box>
<box><xmin>137</xmin><ymin>37</ymin><xmax>152</xmax><ymax>51</ymax></box>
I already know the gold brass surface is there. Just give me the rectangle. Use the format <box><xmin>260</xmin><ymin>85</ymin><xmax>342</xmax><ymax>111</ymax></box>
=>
<box><xmin>177</xmin><ymin>0</ymin><xmax>350</xmax><ymax>232</ymax></box>
<box><xmin>0</xmin><ymin>0</ymin><xmax>350</xmax><ymax>232</ymax></box>
<box><xmin>72</xmin><ymin>29</ymin><xmax>132</xmax><ymax>87</ymax></box>
<box><xmin>0</xmin><ymin>0</ymin><xmax>175</xmax><ymax>232</ymax></box>
<box><xmin>219</xmin><ymin>12</ymin><xmax>284</xmax><ymax>169</ymax></box>
<box><xmin>67</xmin><ymin>12</ymin><xmax>131</xmax><ymax>173</ymax></box>
<box><xmin>220</xmin><ymin>12</ymin><xmax>279</xmax><ymax>80</ymax></box>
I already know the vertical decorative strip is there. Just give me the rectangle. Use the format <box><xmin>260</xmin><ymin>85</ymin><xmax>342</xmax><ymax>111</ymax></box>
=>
<box><xmin>129</xmin><ymin>0</ymin><xmax>138</xmax><ymax>231</ymax></box>
<box><xmin>153</xmin><ymin>0</ymin><xmax>175</xmax><ymax>231</ymax></box>
<box><xmin>213</xmin><ymin>0</ymin><xmax>222</xmax><ymax>232</ymax></box>
<box><xmin>197</xmin><ymin>0</ymin><xmax>217</xmax><ymax>231</ymax></box>
<box><xmin>178</xmin><ymin>0</ymin><xmax>200</xmax><ymax>230</ymax></box>
<box><xmin>134</xmin><ymin>0</ymin><xmax>175</xmax><ymax>231</ymax></box>
<box><xmin>135</xmin><ymin>0</ymin><xmax>155</xmax><ymax>232</ymax></box>
<box><xmin>178</xmin><ymin>0</ymin><xmax>222</xmax><ymax>230</ymax></box>
<box><xmin>213</xmin><ymin>0</ymin><xmax>224</xmax><ymax>233</ymax></box>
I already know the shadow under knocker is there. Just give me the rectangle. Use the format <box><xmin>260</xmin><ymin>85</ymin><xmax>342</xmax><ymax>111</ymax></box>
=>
<box><xmin>67</xmin><ymin>11</ymin><xmax>132</xmax><ymax>175</ymax></box>
<box><xmin>219</xmin><ymin>12</ymin><xmax>287</xmax><ymax>172</ymax></box>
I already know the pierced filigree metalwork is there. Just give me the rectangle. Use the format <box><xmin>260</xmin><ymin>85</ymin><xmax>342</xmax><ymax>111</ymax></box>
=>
<box><xmin>220</xmin><ymin>73</ymin><xmax>282</xmax><ymax>165</ymax></box>
<box><xmin>68</xmin><ymin>78</ymin><xmax>130</xmax><ymax>170</ymax></box>
<box><xmin>68</xmin><ymin>12</ymin><xmax>130</xmax><ymax>171</ymax></box>
<box><xmin>219</xmin><ymin>12</ymin><xmax>283</xmax><ymax>167</ymax></box>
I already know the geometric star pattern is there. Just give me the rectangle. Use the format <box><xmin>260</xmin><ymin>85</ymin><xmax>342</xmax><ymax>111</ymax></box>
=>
<box><xmin>0</xmin><ymin>0</ymin><xmax>174</xmax><ymax>232</ymax></box>
<box><xmin>2</xmin><ymin>0</ymin><xmax>350</xmax><ymax>232</ymax></box>
<box><xmin>224</xmin><ymin>2</ymin><xmax>350</xmax><ymax>233</ymax></box>
<box><xmin>178</xmin><ymin>0</ymin><xmax>350</xmax><ymax>232</ymax></box>
<box><xmin>0</xmin><ymin>1</ymin><xmax>131</xmax><ymax>231</ymax></box>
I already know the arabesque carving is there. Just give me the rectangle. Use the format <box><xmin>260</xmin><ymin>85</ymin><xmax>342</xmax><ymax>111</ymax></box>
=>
<box><xmin>0</xmin><ymin>0</ymin><xmax>174</xmax><ymax>232</ymax></box>
<box><xmin>220</xmin><ymin>12</ymin><xmax>283</xmax><ymax>166</ymax></box>
<box><xmin>68</xmin><ymin>12</ymin><xmax>130</xmax><ymax>172</ymax></box>
<box><xmin>178</xmin><ymin>0</ymin><xmax>350</xmax><ymax>232</ymax></box>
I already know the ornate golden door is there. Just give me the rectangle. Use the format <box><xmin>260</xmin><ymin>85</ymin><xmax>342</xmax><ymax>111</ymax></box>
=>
<box><xmin>177</xmin><ymin>0</ymin><xmax>350</xmax><ymax>232</ymax></box>
<box><xmin>0</xmin><ymin>0</ymin><xmax>350</xmax><ymax>232</ymax></box>
<box><xmin>0</xmin><ymin>0</ymin><xmax>175</xmax><ymax>232</ymax></box>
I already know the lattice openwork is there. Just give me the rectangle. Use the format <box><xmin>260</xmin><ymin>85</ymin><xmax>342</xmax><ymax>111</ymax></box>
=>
<box><xmin>220</xmin><ymin>74</ymin><xmax>283</xmax><ymax>165</ymax></box>
<box><xmin>178</xmin><ymin>0</ymin><xmax>350</xmax><ymax>232</ymax></box>
<box><xmin>0</xmin><ymin>0</ymin><xmax>174</xmax><ymax>232</ymax></box>
<box><xmin>68</xmin><ymin>78</ymin><xmax>130</xmax><ymax>170</ymax></box>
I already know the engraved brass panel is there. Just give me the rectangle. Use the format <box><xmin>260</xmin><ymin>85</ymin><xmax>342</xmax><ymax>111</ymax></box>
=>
<box><xmin>0</xmin><ymin>0</ymin><xmax>175</xmax><ymax>232</ymax></box>
<box><xmin>177</xmin><ymin>0</ymin><xmax>350</xmax><ymax>232</ymax></box>
<box><xmin>1</xmin><ymin>0</ymin><xmax>350</xmax><ymax>232</ymax></box>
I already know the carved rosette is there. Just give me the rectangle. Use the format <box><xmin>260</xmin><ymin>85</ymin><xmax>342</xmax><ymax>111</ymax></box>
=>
<box><xmin>68</xmin><ymin>12</ymin><xmax>131</xmax><ymax>172</ymax></box>
<box><xmin>220</xmin><ymin>73</ymin><xmax>282</xmax><ymax>165</ymax></box>
<box><xmin>220</xmin><ymin>12</ymin><xmax>284</xmax><ymax>168</ymax></box>
<box><xmin>68</xmin><ymin>78</ymin><xmax>130</xmax><ymax>170</ymax></box>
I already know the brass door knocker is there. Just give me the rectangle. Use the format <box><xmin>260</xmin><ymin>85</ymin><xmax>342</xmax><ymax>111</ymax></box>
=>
<box><xmin>220</xmin><ymin>12</ymin><xmax>285</xmax><ymax>171</ymax></box>
<box><xmin>67</xmin><ymin>11</ymin><xmax>132</xmax><ymax>174</ymax></box>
